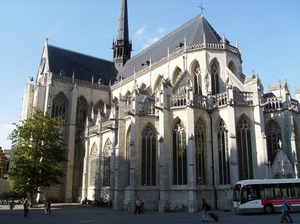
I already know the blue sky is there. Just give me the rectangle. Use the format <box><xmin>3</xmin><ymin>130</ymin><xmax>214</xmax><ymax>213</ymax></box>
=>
<box><xmin>0</xmin><ymin>0</ymin><xmax>299</xmax><ymax>149</ymax></box>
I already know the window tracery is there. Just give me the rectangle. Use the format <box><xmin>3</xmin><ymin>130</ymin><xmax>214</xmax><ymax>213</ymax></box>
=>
<box><xmin>195</xmin><ymin>119</ymin><xmax>205</xmax><ymax>185</ymax></box>
<box><xmin>237</xmin><ymin>116</ymin><xmax>253</xmax><ymax>180</ymax></box>
<box><xmin>51</xmin><ymin>93</ymin><xmax>67</xmax><ymax>125</ymax></box>
<box><xmin>76</xmin><ymin>96</ymin><xmax>87</xmax><ymax>128</ymax></box>
<box><xmin>218</xmin><ymin>119</ymin><xmax>230</xmax><ymax>185</ymax></box>
<box><xmin>141</xmin><ymin>125</ymin><xmax>156</xmax><ymax>186</ymax></box>
<box><xmin>266</xmin><ymin>120</ymin><xmax>282</xmax><ymax>162</ymax></box>
<box><xmin>211</xmin><ymin>61</ymin><xmax>220</xmax><ymax>95</ymax></box>
<box><xmin>194</xmin><ymin>63</ymin><xmax>202</xmax><ymax>95</ymax></box>
<box><xmin>173</xmin><ymin>120</ymin><xmax>187</xmax><ymax>185</ymax></box>
<box><xmin>103</xmin><ymin>139</ymin><xmax>112</xmax><ymax>186</ymax></box>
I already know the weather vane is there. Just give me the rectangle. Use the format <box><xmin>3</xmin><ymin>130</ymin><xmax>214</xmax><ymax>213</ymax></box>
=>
<box><xmin>198</xmin><ymin>3</ymin><xmax>206</xmax><ymax>15</ymax></box>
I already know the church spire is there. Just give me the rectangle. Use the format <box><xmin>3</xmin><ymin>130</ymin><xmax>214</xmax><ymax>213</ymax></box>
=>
<box><xmin>113</xmin><ymin>0</ymin><xmax>132</xmax><ymax>71</ymax></box>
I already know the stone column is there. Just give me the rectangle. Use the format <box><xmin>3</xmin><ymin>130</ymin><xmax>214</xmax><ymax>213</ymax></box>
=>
<box><xmin>186</xmin><ymin>106</ymin><xmax>197</xmax><ymax>212</ymax></box>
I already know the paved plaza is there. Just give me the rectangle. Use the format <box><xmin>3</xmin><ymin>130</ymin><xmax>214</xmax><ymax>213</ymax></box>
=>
<box><xmin>0</xmin><ymin>203</ymin><xmax>299</xmax><ymax>224</ymax></box>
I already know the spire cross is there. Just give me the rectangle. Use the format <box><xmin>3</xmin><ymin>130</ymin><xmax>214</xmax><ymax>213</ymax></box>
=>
<box><xmin>198</xmin><ymin>3</ymin><xmax>206</xmax><ymax>15</ymax></box>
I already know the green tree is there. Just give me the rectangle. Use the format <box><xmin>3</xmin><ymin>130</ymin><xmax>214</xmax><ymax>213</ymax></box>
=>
<box><xmin>5</xmin><ymin>108</ymin><xmax>68</xmax><ymax>206</ymax></box>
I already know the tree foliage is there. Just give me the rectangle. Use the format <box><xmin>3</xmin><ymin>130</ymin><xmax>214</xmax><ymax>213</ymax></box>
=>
<box><xmin>5</xmin><ymin>108</ymin><xmax>68</xmax><ymax>203</ymax></box>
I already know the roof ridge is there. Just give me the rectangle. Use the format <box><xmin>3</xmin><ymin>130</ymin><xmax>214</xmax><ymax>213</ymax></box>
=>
<box><xmin>48</xmin><ymin>44</ymin><xmax>113</xmax><ymax>63</ymax></box>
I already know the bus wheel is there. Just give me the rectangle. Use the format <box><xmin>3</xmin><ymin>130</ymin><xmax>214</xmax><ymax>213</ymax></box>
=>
<box><xmin>264</xmin><ymin>204</ymin><xmax>274</xmax><ymax>214</ymax></box>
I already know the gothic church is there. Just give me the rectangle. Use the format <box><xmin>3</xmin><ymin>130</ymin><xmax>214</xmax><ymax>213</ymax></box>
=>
<box><xmin>20</xmin><ymin>0</ymin><xmax>300</xmax><ymax>211</ymax></box>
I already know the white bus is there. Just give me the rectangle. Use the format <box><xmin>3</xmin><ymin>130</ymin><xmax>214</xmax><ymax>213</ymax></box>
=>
<box><xmin>233</xmin><ymin>179</ymin><xmax>300</xmax><ymax>214</ymax></box>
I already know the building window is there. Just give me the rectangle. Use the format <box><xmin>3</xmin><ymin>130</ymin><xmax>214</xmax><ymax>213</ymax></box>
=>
<box><xmin>173</xmin><ymin>120</ymin><xmax>187</xmax><ymax>185</ymax></box>
<box><xmin>51</xmin><ymin>93</ymin><xmax>67</xmax><ymax>124</ymax></box>
<box><xmin>228</xmin><ymin>61</ymin><xmax>236</xmax><ymax>75</ymax></box>
<box><xmin>103</xmin><ymin>139</ymin><xmax>111</xmax><ymax>186</ymax></box>
<box><xmin>173</xmin><ymin>67</ymin><xmax>182</xmax><ymax>85</ymax></box>
<box><xmin>195</xmin><ymin>119</ymin><xmax>206</xmax><ymax>185</ymax></box>
<box><xmin>90</xmin><ymin>144</ymin><xmax>99</xmax><ymax>186</ymax></box>
<box><xmin>76</xmin><ymin>96</ymin><xmax>87</xmax><ymax>128</ymax></box>
<box><xmin>237</xmin><ymin>116</ymin><xmax>253</xmax><ymax>180</ymax></box>
<box><xmin>194</xmin><ymin>63</ymin><xmax>202</xmax><ymax>95</ymax></box>
<box><xmin>266</xmin><ymin>120</ymin><xmax>282</xmax><ymax>162</ymax></box>
<box><xmin>218</xmin><ymin>119</ymin><xmax>230</xmax><ymax>185</ymax></box>
<box><xmin>141</xmin><ymin>125</ymin><xmax>156</xmax><ymax>186</ymax></box>
<box><xmin>211</xmin><ymin>61</ymin><xmax>220</xmax><ymax>95</ymax></box>
<box><xmin>94</xmin><ymin>100</ymin><xmax>104</xmax><ymax>115</ymax></box>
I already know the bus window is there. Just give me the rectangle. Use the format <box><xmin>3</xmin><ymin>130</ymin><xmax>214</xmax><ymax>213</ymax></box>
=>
<box><xmin>274</xmin><ymin>188</ymin><xmax>282</xmax><ymax>199</ymax></box>
<box><xmin>259</xmin><ymin>189</ymin><xmax>265</xmax><ymax>199</ymax></box>
<box><xmin>264</xmin><ymin>187</ymin><xmax>274</xmax><ymax>199</ymax></box>
<box><xmin>295</xmin><ymin>186</ymin><xmax>300</xmax><ymax>198</ymax></box>
<box><xmin>233</xmin><ymin>188</ymin><xmax>240</xmax><ymax>201</ymax></box>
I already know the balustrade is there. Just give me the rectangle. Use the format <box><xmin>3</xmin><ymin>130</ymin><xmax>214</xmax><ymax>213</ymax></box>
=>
<box><xmin>170</xmin><ymin>94</ymin><xmax>187</xmax><ymax>107</ymax></box>
<box><xmin>138</xmin><ymin>102</ymin><xmax>155</xmax><ymax>115</ymax></box>
<box><xmin>233</xmin><ymin>91</ymin><xmax>253</xmax><ymax>105</ymax></box>
<box><xmin>214</xmin><ymin>92</ymin><xmax>228</xmax><ymax>107</ymax></box>
<box><xmin>263</xmin><ymin>97</ymin><xmax>282</xmax><ymax>111</ymax></box>
<box><xmin>193</xmin><ymin>94</ymin><xmax>207</xmax><ymax>109</ymax></box>
<box><xmin>52</xmin><ymin>74</ymin><xmax>110</xmax><ymax>91</ymax></box>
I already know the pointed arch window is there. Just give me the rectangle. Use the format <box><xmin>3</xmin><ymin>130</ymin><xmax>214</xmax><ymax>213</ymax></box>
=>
<box><xmin>125</xmin><ymin>127</ymin><xmax>131</xmax><ymax>187</ymax></box>
<box><xmin>195</xmin><ymin>119</ymin><xmax>206</xmax><ymax>185</ymax></box>
<box><xmin>141</xmin><ymin>125</ymin><xmax>156</xmax><ymax>186</ymax></box>
<box><xmin>76</xmin><ymin>96</ymin><xmax>88</xmax><ymax>128</ymax></box>
<box><xmin>228</xmin><ymin>61</ymin><xmax>236</xmax><ymax>75</ymax></box>
<box><xmin>173</xmin><ymin>120</ymin><xmax>187</xmax><ymax>185</ymax></box>
<box><xmin>237</xmin><ymin>116</ymin><xmax>253</xmax><ymax>180</ymax></box>
<box><xmin>94</xmin><ymin>101</ymin><xmax>104</xmax><ymax>116</ymax></box>
<box><xmin>211</xmin><ymin>61</ymin><xmax>220</xmax><ymax>95</ymax></box>
<box><xmin>173</xmin><ymin>67</ymin><xmax>182</xmax><ymax>85</ymax></box>
<box><xmin>266</xmin><ymin>120</ymin><xmax>282</xmax><ymax>162</ymax></box>
<box><xmin>194</xmin><ymin>63</ymin><xmax>202</xmax><ymax>95</ymax></box>
<box><xmin>103</xmin><ymin>139</ymin><xmax>112</xmax><ymax>186</ymax></box>
<box><xmin>90</xmin><ymin>144</ymin><xmax>99</xmax><ymax>186</ymax></box>
<box><xmin>51</xmin><ymin>93</ymin><xmax>67</xmax><ymax>124</ymax></box>
<box><xmin>218</xmin><ymin>119</ymin><xmax>230</xmax><ymax>185</ymax></box>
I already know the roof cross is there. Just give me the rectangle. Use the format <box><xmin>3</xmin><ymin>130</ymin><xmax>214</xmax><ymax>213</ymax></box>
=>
<box><xmin>198</xmin><ymin>3</ymin><xmax>206</xmax><ymax>15</ymax></box>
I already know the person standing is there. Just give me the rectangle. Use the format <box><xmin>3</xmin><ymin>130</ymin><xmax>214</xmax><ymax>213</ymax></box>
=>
<box><xmin>280</xmin><ymin>197</ymin><xmax>293</xmax><ymax>223</ymax></box>
<box><xmin>201</xmin><ymin>199</ymin><xmax>209</xmax><ymax>222</ymax></box>
<box><xmin>47</xmin><ymin>200</ymin><xmax>51</xmax><ymax>214</ymax></box>
<box><xmin>134</xmin><ymin>199</ymin><xmax>141</xmax><ymax>214</ymax></box>
<box><xmin>23</xmin><ymin>199</ymin><xmax>29</xmax><ymax>217</ymax></box>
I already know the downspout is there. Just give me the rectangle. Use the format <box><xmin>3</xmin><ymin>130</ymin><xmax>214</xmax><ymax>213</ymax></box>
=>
<box><xmin>209</xmin><ymin>111</ymin><xmax>217</xmax><ymax>209</ymax></box>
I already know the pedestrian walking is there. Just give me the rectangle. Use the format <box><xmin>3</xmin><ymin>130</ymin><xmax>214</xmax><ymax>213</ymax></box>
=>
<box><xmin>23</xmin><ymin>199</ymin><xmax>29</xmax><ymax>217</ymax></box>
<box><xmin>44</xmin><ymin>201</ymin><xmax>48</xmax><ymax>214</ymax></box>
<box><xmin>280</xmin><ymin>197</ymin><xmax>293</xmax><ymax>223</ymax></box>
<box><xmin>201</xmin><ymin>199</ymin><xmax>209</xmax><ymax>222</ymax></box>
<box><xmin>140</xmin><ymin>199</ymin><xmax>145</xmax><ymax>214</ymax></box>
<box><xmin>134</xmin><ymin>199</ymin><xmax>141</xmax><ymax>214</ymax></box>
<box><xmin>47</xmin><ymin>200</ymin><xmax>51</xmax><ymax>214</ymax></box>
<box><xmin>9</xmin><ymin>199</ymin><xmax>15</xmax><ymax>213</ymax></box>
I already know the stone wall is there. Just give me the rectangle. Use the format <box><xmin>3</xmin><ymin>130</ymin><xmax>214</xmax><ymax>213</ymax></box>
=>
<box><xmin>0</xmin><ymin>179</ymin><xmax>11</xmax><ymax>194</ymax></box>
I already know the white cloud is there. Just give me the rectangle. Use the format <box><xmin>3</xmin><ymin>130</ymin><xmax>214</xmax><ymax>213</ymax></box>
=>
<box><xmin>157</xmin><ymin>27</ymin><xmax>165</xmax><ymax>34</ymax></box>
<box><xmin>135</xmin><ymin>26</ymin><xmax>146</xmax><ymax>39</ymax></box>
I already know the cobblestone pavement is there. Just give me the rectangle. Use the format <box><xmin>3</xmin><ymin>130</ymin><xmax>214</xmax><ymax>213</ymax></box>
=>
<box><xmin>0</xmin><ymin>203</ymin><xmax>299</xmax><ymax>224</ymax></box>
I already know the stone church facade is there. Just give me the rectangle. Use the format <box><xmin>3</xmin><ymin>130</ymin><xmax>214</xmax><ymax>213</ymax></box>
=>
<box><xmin>20</xmin><ymin>0</ymin><xmax>300</xmax><ymax>212</ymax></box>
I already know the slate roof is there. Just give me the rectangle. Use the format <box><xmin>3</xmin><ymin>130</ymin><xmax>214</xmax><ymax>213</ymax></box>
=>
<box><xmin>47</xmin><ymin>45</ymin><xmax>118</xmax><ymax>86</ymax></box>
<box><xmin>117</xmin><ymin>14</ymin><xmax>227</xmax><ymax>80</ymax></box>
